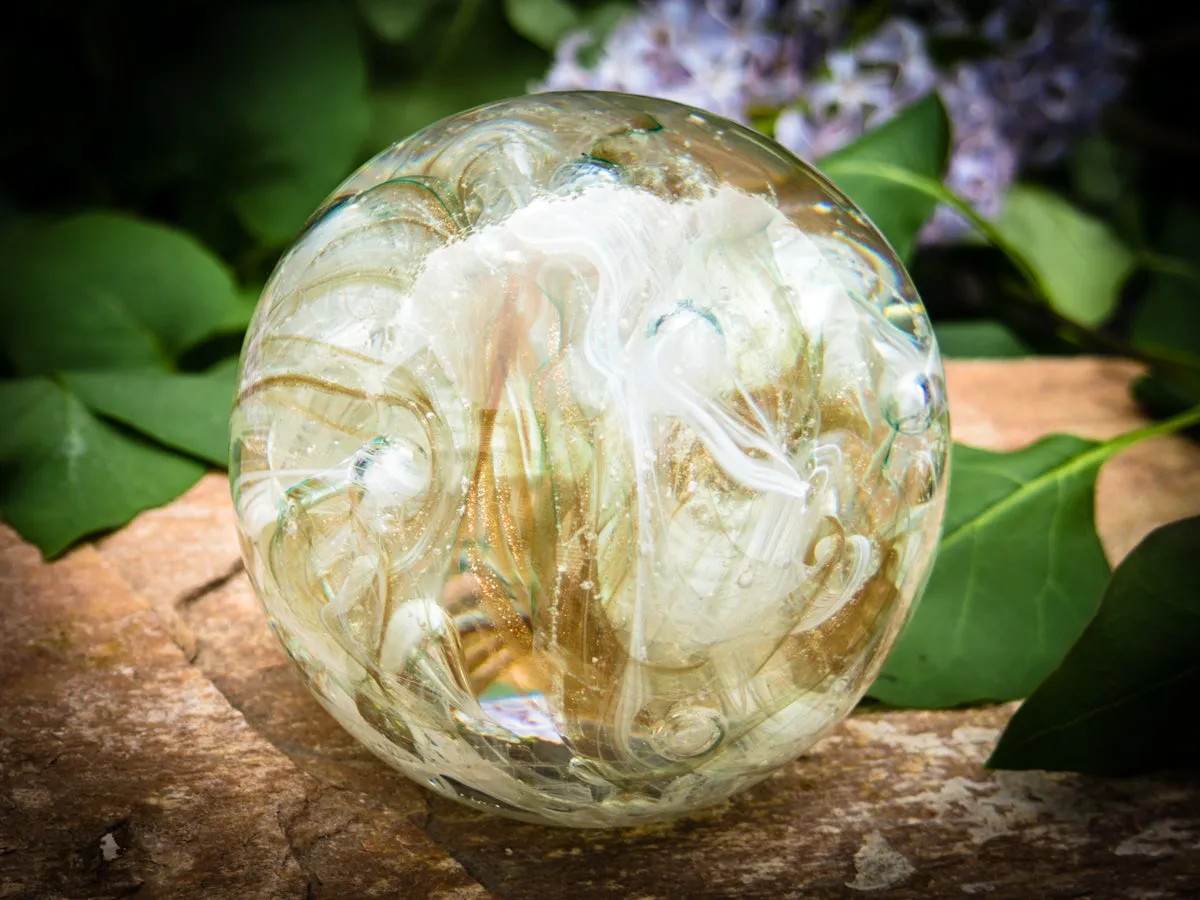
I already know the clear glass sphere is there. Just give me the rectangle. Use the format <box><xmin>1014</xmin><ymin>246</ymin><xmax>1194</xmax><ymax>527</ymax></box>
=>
<box><xmin>230</xmin><ymin>91</ymin><xmax>949</xmax><ymax>827</ymax></box>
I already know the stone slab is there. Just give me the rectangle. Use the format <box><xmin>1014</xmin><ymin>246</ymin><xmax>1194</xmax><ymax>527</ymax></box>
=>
<box><xmin>3</xmin><ymin>357</ymin><xmax>1199</xmax><ymax>898</ymax></box>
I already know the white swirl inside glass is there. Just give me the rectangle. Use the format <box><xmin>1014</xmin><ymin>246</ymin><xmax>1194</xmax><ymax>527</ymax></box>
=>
<box><xmin>230</xmin><ymin>92</ymin><xmax>949</xmax><ymax>827</ymax></box>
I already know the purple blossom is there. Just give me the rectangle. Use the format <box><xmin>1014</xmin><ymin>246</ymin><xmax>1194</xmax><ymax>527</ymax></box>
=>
<box><xmin>769</xmin><ymin>14</ymin><xmax>940</xmax><ymax>164</ymax></box>
<box><xmin>922</xmin><ymin>66</ymin><xmax>1018</xmax><ymax>242</ymax></box>
<box><xmin>808</xmin><ymin>51</ymin><xmax>898</xmax><ymax>120</ymax></box>
<box><xmin>856</xmin><ymin>18</ymin><xmax>938</xmax><ymax>107</ymax></box>
<box><xmin>538</xmin><ymin>0</ymin><xmax>791</xmax><ymax>122</ymax></box>
<box><xmin>968</xmin><ymin>0</ymin><xmax>1136</xmax><ymax>166</ymax></box>
<box><xmin>536</xmin><ymin>0</ymin><xmax>1135</xmax><ymax>244</ymax></box>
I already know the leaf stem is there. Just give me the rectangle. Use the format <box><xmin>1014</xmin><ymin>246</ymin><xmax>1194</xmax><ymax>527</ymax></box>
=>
<box><xmin>821</xmin><ymin>160</ymin><xmax>1200</xmax><ymax>387</ymax></box>
<box><xmin>1101</xmin><ymin>403</ymin><xmax>1200</xmax><ymax>456</ymax></box>
<box><xmin>434</xmin><ymin>0</ymin><xmax>485</xmax><ymax>71</ymax></box>
<box><xmin>821</xmin><ymin>159</ymin><xmax>1037</xmax><ymax>283</ymax></box>
<box><xmin>946</xmin><ymin>404</ymin><xmax>1200</xmax><ymax>552</ymax></box>
<box><xmin>1136</xmin><ymin>251</ymin><xmax>1200</xmax><ymax>283</ymax></box>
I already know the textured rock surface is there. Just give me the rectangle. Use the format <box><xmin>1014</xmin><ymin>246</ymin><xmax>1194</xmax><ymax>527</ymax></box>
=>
<box><xmin>2</xmin><ymin>357</ymin><xmax>1199</xmax><ymax>899</ymax></box>
<box><xmin>0</xmin><ymin>530</ymin><xmax>487</xmax><ymax>899</ymax></box>
<box><xmin>425</xmin><ymin>706</ymin><xmax>1200</xmax><ymax>899</ymax></box>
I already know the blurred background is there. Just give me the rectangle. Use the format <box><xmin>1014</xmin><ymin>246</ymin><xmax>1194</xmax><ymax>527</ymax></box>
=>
<box><xmin>3</xmin><ymin>0</ymin><xmax>1197</xmax><ymax>353</ymax></box>
<box><xmin>2</xmin><ymin>0</ymin><xmax>1199</xmax><ymax>560</ymax></box>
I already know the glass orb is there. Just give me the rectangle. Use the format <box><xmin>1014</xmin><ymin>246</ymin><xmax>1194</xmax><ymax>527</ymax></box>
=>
<box><xmin>230</xmin><ymin>92</ymin><xmax>948</xmax><ymax>827</ymax></box>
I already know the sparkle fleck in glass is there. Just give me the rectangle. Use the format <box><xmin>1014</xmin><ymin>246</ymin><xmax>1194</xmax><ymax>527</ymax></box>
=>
<box><xmin>230</xmin><ymin>91</ymin><xmax>949</xmax><ymax>827</ymax></box>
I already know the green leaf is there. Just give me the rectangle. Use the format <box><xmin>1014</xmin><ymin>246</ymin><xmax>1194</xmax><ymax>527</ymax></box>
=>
<box><xmin>63</xmin><ymin>359</ymin><xmax>239</xmax><ymax>468</ymax></box>
<box><xmin>934</xmin><ymin>320</ymin><xmax>1032</xmax><ymax>359</ymax></box>
<box><xmin>799</xmin><ymin>167</ymin><xmax>1137</xmax><ymax>335</ymax></box>
<box><xmin>1070</xmin><ymin>136</ymin><xmax>1133</xmax><ymax>209</ymax></box>
<box><xmin>580</xmin><ymin>2</ymin><xmax>634</xmax><ymax>45</ymax></box>
<box><xmin>872</xmin><ymin>405</ymin><xmax>1200</xmax><ymax>708</ymax></box>
<box><xmin>503</xmin><ymin>0</ymin><xmax>631</xmax><ymax>51</ymax></box>
<box><xmin>871</xmin><ymin>436</ymin><xmax>1112</xmax><ymax>707</ymax></box>
<box><xmin>993</xmin><ymin>185</ymin><xmax>1135</xmax><ymax>328</ymax></box>
<box><xmin>158</xmin><ymin>2</ymin><xmax>369</xmax><ymax>245</ymax></box>
<box><xmin>504</xmin><ymin>0</ymin><xmax>580</xmax><ymax>49</ymax></box>
<box><xmin>366</xmin><ymin>3</ymin><xmax>550</xmax><ymax>148</ymax></box>
<box><xmin>989</xmin><ymin>516</ymin><xmax>1200</xmax><ymax>776</ymax></box>
<box><xmin>0</xmin><ymin>379</ymin><xmax>204</xmax><ymax>558</ymax></box>
<box><xmin>1131</xmin><ymin>205</ymin><xmax>1200</xmax><ymax>366</ymax></box>
<box><xmin>358</xmin><ymin>0</ymin><xmax>437</xmax><ymax>42</ymax></box>
<box><xmin>0</xmin><ymin>213</ymin><xmax>242</xmax><ymax>375</ymax></box>
<box><xmin>215</xmin><ymin>300</ymin><xmax>257</xmax><ymax>337</ymax></box>
<box><xmin>1131</xmin><ymin>373</ymin><xmax>1200</xmax><ymax>422</ymax></box>
<box><xmin>821</xmin><ymin>95</ymin><xmax>950</xmax><ymax>262</ymax></box>
<box><xmin>212</xmin><ymin>285</ymin><xmax>263</xmax><ymax>337</ymax></box>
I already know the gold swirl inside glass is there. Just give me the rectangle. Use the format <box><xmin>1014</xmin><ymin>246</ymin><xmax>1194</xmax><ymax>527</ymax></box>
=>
<box><xmin>230</xmin><ymin>92</ymin><xmax>949</xmax><ymax>827</ymax></box>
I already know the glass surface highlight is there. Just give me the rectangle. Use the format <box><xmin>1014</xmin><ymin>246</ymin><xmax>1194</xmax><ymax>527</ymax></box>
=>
<box><xmin>230</xmin><ymin>91</ymin><xmax>949</xmax><ymax>827</ymax></box>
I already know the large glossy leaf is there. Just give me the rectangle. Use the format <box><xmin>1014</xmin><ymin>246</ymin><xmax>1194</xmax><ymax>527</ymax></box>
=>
<box><xmin>504</xmin><ymin>0</ymin><xmax>631</xmax><ymax>51</ymax></box>
<box><xmin>504</xmin><ymin>0</ymin><xmax>580</xmax><ymax>49</ymax></box>
<box><xmin>870</xmin><ymin>437</ymin><xmax>1112</xmax><ymax>707</ymax></box>
<box><xmin>214</xmin><ymin>285</ymin><xmax>263</xmax><ymax>336</ymax></box>
<box><xmin>0</xmin><ymin>213</ymin><xmax>242</xmax><ymax>374</ymax></box>
<box><xmin>358</xmin><ymin>0</ymin><xmax>438</xmax><ymax>42</ymax></box>
<box><xmin>63</xmin><ymin>359</ymin><xmax>239</xmax><ymax>468</ymax></box>
<box><xmin>993</xmin><ymin>185</ymin><xmax>1135</xmax><ymax>328</ymax></box>
<box><xmin>934</xmin><ymin>320</ymin><xmax>1032</xmax><ymax>359</ymax></box>
<box><xmin>0</xmin><ymin>379</ymin><xmax>204</xmax><ymax>558</ymax></box>
<box><xmin>989</xmin><ymin>516</ymin><xmax>1200</xmax><ymax>775</ymax></box>
<box><xmin>821</xmin><ymin>95</ymin><xmax>950</xmax><ymax>262</ymax></box>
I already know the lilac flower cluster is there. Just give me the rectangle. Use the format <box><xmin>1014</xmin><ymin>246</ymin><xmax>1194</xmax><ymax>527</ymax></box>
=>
<box><xmin>537</xmin><ymin>0</ymin><xmax>1135</xmax><ymax>243</ymax></box>
<box><xmin>540</xmin><ymin>0</ymin><xmax>796</xmax><ymax>123</ymax></box>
